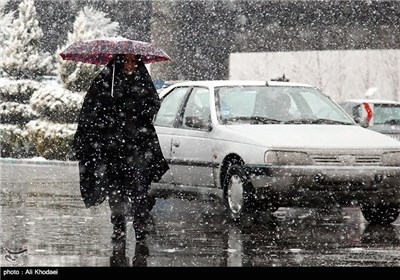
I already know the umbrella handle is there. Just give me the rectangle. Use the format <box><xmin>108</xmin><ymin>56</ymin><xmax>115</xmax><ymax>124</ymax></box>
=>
<box><xmin>111</xmin><ymin>61</ymin><xmax>115</xmax><ymax>97</ymax></box>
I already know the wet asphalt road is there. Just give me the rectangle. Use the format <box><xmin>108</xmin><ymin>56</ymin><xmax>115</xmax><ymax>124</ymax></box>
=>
<box><xmin>1</xmin><ymin>159</ymin><xmax>400</xmax><ymax>267</ymax></box>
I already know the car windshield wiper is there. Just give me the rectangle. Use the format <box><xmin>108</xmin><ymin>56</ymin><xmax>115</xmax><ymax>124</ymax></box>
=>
<box><xmin>384</xmin><ymin>119</ymin><xmax>400</xmax><ymax>125</ymax></box>
<box><xmin>223</xmin><ymin>116</ymin><xmax>282</xmax><ymax>124</ymax></box>
<box><xmin>284</xmin><ymin>118</ymin><xmax>353</xmax><ymax>125</ymax></box>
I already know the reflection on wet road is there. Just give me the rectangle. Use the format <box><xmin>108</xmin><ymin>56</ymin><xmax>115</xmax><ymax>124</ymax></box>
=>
<box><xmin>1</xmin><ymin>161</ymin><xmax>400</xmax><ymax>267</ymax></box>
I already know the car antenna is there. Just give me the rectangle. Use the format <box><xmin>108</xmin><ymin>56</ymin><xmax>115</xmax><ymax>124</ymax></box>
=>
<box><xmin>271</xmin><ymin>74</ymin><xmax>290</xmax><ymax>82</ymax></box>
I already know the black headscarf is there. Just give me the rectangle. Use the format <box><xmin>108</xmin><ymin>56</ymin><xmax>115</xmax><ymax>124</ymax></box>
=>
<box><xmin>74</xmin><ymin>53</ymin><xmax>162</xmax><ymax>157</ymax></box>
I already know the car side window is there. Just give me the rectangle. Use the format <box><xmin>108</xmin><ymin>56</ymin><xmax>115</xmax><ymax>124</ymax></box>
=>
<box><xmin>182</xmin><ymin>87</ymin><xmax>211</xmax><ymax>130</ymax></box>
<box><xmin>154</xmin><ymin>87</ymin><xmax>188</xmax><ymax>127</ymax></box>
<box><xmin>374</xmin><ymin>105</ymin><xmax>400</xmax><ymax>124</ymax></box>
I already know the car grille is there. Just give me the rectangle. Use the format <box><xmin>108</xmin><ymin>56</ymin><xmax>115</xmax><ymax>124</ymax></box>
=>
<box><xmin>385</xmin><ymin>133</ymin><xmax>400</xmax><ymax>141</ymax></box>
<box><xmin>311</xmin><ymin>154</ymin><xmax>381</xmax><ymax>165</ymax></box>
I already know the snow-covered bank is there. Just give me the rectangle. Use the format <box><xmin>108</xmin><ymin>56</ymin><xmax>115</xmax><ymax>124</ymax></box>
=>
<box><xmin>0</xmin><ymin>157</ymin><xmax>77</xmax><ymax>166</ymax></box>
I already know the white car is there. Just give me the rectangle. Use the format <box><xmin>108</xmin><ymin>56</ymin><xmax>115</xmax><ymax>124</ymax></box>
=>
<box><xmin>151</xmin><ymin>80</ymin><xmax>400</xmax><ymax>225</ymax></box>
<box><xmin>338</xmin><ymin>99</ymin><xmax>400</xmax><ymax>141</ymax></box>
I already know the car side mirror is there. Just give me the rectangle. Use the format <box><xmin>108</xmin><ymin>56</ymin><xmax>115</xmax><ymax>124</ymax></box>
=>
<box><xmin>354</xmin><ymin>116</ymin><xmax>370</xmax><ymax>128</ymax></box>
<box><xmin>185</xmin><ymin>116</ymin><xmax>212</xmax><ymax>131</ymax></box>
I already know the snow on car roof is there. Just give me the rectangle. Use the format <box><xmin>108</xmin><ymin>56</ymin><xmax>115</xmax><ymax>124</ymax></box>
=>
<box><xmin>170</xmin><ymin>80</ymin><xmax>315</xmax><ymax>88</ymax></box>
<box><xmin>342</xmin><ymin>99</ymin><xmax>400</xmax><ymax>105</ymax></box>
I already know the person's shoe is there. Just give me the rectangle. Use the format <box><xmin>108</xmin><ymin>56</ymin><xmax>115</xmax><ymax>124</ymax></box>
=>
<box><xmin>110</xmin><ymin>248</ymin><xmax>129</xmax><ymax>267</ymax></box>
<box><xmin>110</xmin><ymin>239</ymin><xmax>127</xmax><ymax>267</ymax></box>
<box><xmin>132</xmin><ymin>241</ymin><xmax>149</xmax><ymax>267</ymax></box>
<box><xmin>110</xmin><ymin>255</ymin><xmax>128</xmax><ymax>267</ymax></box>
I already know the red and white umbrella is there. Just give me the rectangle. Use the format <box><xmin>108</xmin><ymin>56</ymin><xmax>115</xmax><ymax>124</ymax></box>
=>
<box><xmin>59</xmin><ymin>37</ymin><xmax>171</xmax><ymax>65</ymax></box>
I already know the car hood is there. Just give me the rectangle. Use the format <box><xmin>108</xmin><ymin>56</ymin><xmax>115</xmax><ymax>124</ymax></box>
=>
<box><xmin>216</xmin><ymin>124</ymin><xmax>400</xmax><ymax>150</ymax></box>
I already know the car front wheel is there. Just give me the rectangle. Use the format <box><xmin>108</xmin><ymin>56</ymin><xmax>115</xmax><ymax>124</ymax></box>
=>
<box><xmin>223</xmin><ymin>164</ymin><xmax>256</xmax><ymax>223</ymax></box>
<box><xmin>361</xmin><ymin>203</ymin><xmax>400</xmax><ymax>225</ymax></box>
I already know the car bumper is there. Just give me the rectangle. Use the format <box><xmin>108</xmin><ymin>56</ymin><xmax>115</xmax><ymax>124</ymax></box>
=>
<box><xmin>244</xmin><ymin>164</ymin><xmax>400</xmax><ymax>206</ymax></box>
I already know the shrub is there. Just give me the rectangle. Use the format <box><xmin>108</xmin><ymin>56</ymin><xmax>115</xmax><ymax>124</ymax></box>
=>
<box><xmin>0</xmin><ymin>78</ymin><xmax>41</xmax><ymax>103</ymax></box>
<box><xmin>26</xmin><ymin>120</ymin><xmax>77</xmax><ymax>160</ymax></box>
<box><xmin>0</xmin><ymin>102</ymin><xmax>38</xmax><ymax>124</ymax></box>
<box><xmin>30</xmin><ymin>84</ymin><xmax>83</xmax><ymax>123</ymax></box>
<box><xmin>0</xmin><ymin>124</ymin><xmax>37</xmax><ymax>158</ymax></box>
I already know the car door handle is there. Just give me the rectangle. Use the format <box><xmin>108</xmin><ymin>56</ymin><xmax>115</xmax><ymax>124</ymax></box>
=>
<box><xmin>172</xmin><ymin>140</ymin><xmax>180</xmax><ymax>147</ymax></box>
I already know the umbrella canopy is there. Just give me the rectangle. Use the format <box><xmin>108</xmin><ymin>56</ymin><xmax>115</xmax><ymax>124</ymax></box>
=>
<box><xmin>59</xmin><ymin>37</ymin><xmax>171</xmax><ymax>65</ymax></box>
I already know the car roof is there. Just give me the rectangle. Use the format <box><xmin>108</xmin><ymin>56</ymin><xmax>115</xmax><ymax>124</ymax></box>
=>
<box><xmin>168</xmin><ymin>80</ymin><xmax>315</xmax><ymax>88</ymax></box>
<box><xmin>340</xmin><ymin>99</ymin><xmax>400</xmax><ymax>105</ymax></box>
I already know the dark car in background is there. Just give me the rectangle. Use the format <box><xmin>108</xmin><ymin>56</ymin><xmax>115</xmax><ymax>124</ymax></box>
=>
<box><xmin>338</xmin><ymin>99</ymin><xmax>400</xmax><ymax>141</ymax></box>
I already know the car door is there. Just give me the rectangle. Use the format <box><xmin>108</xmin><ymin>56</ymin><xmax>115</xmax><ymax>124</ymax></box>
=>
<box><xmin>153</xmin><ymin>86</ymin><xmax>190</xmax><ymax>184</ymax></box>
<box><xmin>170</xmin><ymin>87</ymin><xmax>215</xmax><ymax>188</ymax></box>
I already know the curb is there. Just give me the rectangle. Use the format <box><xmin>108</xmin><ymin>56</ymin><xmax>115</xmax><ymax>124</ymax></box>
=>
<box><xmin>0</xmin><ymin>158</ymin><xmax>78</xmax><ymax>166</ymax></box>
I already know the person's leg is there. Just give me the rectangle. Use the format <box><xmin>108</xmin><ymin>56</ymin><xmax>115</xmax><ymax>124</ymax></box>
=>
<box><xmin>109</xmin><ymin>190</ymin><xmax>128</xmax><ymax>240</ymax></box>
<box><xmin>131</xmin><ymin>182</ymin><xmax>151</xmax><ymax>230</ymax></box>
<box><xmin>108</xmin><ymin>174</ymin><xmax>130</xmax><ymax>254</ymax></box>
<box><xmin>126</xmin><ymin>170</ymin><xmax>152</xmax><ymax>240</ymax></box>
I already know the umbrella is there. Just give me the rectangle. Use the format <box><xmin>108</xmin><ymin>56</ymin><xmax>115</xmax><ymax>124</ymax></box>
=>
<box><xmin>59</xmin><ymin>36</ymin><xmax>171</xmax><ymax>65</ymax></box>
<box><xmin>59</xmin><ymin>37</ymin><xmax>171</xmax><ymax>97</ymax></box>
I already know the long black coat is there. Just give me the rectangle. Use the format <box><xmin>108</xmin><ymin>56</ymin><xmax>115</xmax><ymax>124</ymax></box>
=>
<box><xmin>73</xmin><ymin>58</ymin><xmax>169</xmax><ymax>208</ymax></box>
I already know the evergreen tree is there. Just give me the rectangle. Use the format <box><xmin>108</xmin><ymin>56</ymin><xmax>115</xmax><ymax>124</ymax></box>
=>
<box><xmin>0</xmin><ymin>11</ymin><xmax>14</xmax><ymax>49</ymax></box>
<box><xmin>0</xmin><ymin>0</ymin><xmax>53</xmax><ymax>79</ymax></box>
<box><xmin>25</xmin><ymin>6</ymin><xmax>119</xmax><ymax>160</ymax></box>
<box><xmin>56</xmin><ymin>6</ymin><xmax>119</xmax><ymax>92</ymax></box>
<box><xmin>0</xmin><ymin>0</ymin><xmax>14</xmax><ymax>77</ymax></box>
<box><xmin>26</xmin><ymin>83</ymin><xmax>83</xmax><ymax>160</ymax></box>
<box><xmin>0</xmin><ymin>0</ymin><xmax>50</xmax><ymax>158</ymax></box>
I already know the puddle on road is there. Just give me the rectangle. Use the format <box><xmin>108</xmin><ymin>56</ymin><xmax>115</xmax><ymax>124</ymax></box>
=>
<box><xmin>1</xmin><ymin>190</ymin><xmax>400</xmax><ymax>267</ymax></box>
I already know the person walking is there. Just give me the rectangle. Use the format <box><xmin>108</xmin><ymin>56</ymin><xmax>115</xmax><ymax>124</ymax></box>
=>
<box><xmin>73</xmin><ymin>54</ymin><xmax>169</xmax><ymax>249</ymax></box>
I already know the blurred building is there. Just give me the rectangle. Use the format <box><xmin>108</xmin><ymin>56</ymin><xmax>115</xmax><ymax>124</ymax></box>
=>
<box><xmin>4</xmin><ymin>0</ymin><xmax>400</xmax><ymax>81</ymax></box>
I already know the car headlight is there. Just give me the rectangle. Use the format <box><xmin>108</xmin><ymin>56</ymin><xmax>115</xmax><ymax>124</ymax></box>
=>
<box><xmin>264</xmin><ymin>150</ymin><xmax>312</xmax><ymax>165</ymax></box>
<box><xmin>382</xmin><ymin>152</ymin><xmax>400</xmax><ymax>166</ymax></box>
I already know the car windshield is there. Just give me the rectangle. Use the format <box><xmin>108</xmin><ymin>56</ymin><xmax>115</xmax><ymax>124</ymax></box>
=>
<box><xmin>215</xmin><ymin>85</ymin><xmax>355</xmax><ymax>125</ymax></box>
<box><xmin>373</xmin><ymin>104</ymin><xmax>400</xmax><ymax>125</ymax></box>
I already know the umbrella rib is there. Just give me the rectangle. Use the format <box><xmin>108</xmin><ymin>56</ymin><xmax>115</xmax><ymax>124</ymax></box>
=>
<box><xmin>111</xmin><ymin>61</ymin><xmax>115</xmax><ymax>97</ymax></box>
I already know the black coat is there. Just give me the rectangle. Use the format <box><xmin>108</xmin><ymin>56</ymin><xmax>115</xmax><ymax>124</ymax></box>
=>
<box><xmin>73</xmin><ymin>58</ymin><xmax>169</xmax><ymax>208</ymax></box>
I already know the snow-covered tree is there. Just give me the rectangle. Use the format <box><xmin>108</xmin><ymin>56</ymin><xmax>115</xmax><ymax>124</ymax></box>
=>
<box><xmin>26</xmin><ymin>83</ymin><xmax>82</xmax><ymax>160</ymax></box>
<box><xmin>56</xmin><ymin>6</ymin><xmax>119</xmax><ymax>92</ymax></box>
<box><xmin>25</xmin><ymin>6</ymin><xmax>119</xmax><ymax>160</ymax></box>
<box><xmin>0</xmin><ymin>0</ymin><xmax>14</xmax><ymax>77</ymax></box>
<box><xmin>0</xmin><ymin>78</ymin><xmax>41</xmax><ymax>158</ymax></box>
<box><xmin>0</xmin><ymin>0</ymin><xmax>53</xmax><ymax>79</ymax></box>
<box><xmin>0</xmin><ymin>0</ymin><xmax>52</xmax><ymax>158</ymax></box>
<box><xmin>0</xmin><ymin>11</ymin><xmax>14</xmax><ymax>48</ymax></box>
